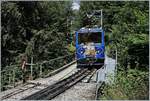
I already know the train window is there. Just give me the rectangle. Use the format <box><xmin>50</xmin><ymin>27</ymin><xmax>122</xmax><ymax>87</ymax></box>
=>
<box><xmin>78</xmin><ymin>32</ymin><xmax>101</xmax><ymax>44</ymax></box>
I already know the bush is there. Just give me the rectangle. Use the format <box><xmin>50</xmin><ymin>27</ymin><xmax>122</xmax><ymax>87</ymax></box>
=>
<box><xmin>100</xmin><ymin>69</ymin><xmax>149</xmax><ymax>100</ymax></box>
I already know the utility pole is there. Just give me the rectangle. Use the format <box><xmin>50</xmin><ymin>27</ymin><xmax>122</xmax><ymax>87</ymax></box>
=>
<box><xmin>101</xmin><ymin>9</ymin><xmax>103</xmax><ymax>28</ymax></box>
<box><xmin>70</xmin><ymin>18</ymin><xmax>73</xmax><ymax>46</ymax></box>
<box><xmin>86</xmin><ymin>10</ymin><xmax>103</xmax><ymax>28</ymax></box>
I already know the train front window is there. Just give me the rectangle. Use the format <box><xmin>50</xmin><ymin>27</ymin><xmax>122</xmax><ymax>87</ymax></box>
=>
<box><xmin>78</xmin><ymin>32</ymin><xmax>101</xmax><ymax>44</ymax></box>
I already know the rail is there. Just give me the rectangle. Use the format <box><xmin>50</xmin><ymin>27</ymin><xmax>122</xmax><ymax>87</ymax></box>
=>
<box><xmin>1</xmin><ymin>83</ymin><xmax>40</xmax><ymax>100</ymax></box>
<box><xmin>95</xmin><ymin>65</ymin><xmax>106</xmax><ymax>100</ymax></box>
<box><xmin>22</xmin><ymin>68</ymin><xmax>93</xmax><ymax>100</ymax></box>
<box><xmin>95</xmin><ymin>81</ymin><xmax>105</xmax><ymax>100</ymax></box>
<box><xmin>1</xmin><ymin>53</ymin><xmax>75</xmax><ymax>91</ymax></box>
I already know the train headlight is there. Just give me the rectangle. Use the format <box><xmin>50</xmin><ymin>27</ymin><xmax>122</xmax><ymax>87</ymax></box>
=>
<box><xmin>96</xmin><ymin>50</ymin><xmax>101</xmax><ymax>54</ymax></box>
<box><xmin>77</xmin><ymin>47</ymin><xmax>85</xmax><ymax>55</ymax></box>
<box><xmin>96</xmin><ymin>48</ymin><xmax>103</xmax><ymax>54</ymax></box>
<box><xmin>80</xmin><ymin>50</ymin><xmax>84</xmax><ymax>54</ymax></box>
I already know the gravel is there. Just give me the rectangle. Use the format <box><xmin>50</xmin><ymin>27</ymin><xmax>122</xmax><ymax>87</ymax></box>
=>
<box><xmin>53</xmin><ymin>83</ymin><xmax>97</xmax><ymax>100</ymax></box>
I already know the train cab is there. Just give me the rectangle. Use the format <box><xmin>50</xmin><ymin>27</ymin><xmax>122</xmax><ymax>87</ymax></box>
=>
<box><xmin>75</xmin><ymin>27</ymin><xmax>105</xmax><ymax>69</ymax></box>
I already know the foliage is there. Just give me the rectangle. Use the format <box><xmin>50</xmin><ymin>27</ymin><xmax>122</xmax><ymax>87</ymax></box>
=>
<box><xmin>101</xmin><ymin>69</ymin><xmax>149</xmax><ymax>100</ymax></box>
<box><xmin>78</xmin><ymin>1</ymin><xmax>149</xmax><ymax>100</ymax></box>
<box><xmin>1</xmin><ymin>1</ymin><xmax>149</xmax><ymax>97</ymax></box>
<box><xmin>1</xmin><ymin>1</ymin><xmax>73</xmax><ymax>68</ymax></box>
<box><xmin>78</xmin><ymin>1</ymin><xmax>149</xmax><ymax>70</ymax></box>
<box><xmin>1</xmin><ymin>1</ymin><xmax>75</xmax><ymax>91</ymax></box>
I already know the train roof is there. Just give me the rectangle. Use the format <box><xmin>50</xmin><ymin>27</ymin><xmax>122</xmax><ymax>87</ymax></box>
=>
<box><xmin>77</xmin><ymin>27</ymin><xmax>103</xmax><ymax>33</ymax></box>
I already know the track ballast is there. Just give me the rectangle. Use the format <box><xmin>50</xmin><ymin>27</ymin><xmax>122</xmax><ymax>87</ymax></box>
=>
<box><xmin>22</xmin><ymin>68</ymin><xmax>94</xmax><ymax>100</ymax></box>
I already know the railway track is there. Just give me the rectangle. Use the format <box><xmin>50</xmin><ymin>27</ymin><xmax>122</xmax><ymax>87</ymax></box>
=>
<box><xmin>21</xmin><ymin>68</ymin><xmax>94</xmax><ymax>100</ymax></box>
<box><xmin>1</xmin><ymin>83</ymin><xmax>40</xmax><ymax>100</ymax></box>
<box><xmin>82</xmin><ymin>69</ymin><xmax>97</xmax><ymax>83</ymax></box>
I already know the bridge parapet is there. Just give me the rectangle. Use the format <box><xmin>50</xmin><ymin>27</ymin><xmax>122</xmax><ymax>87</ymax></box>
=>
<box><xmin>1</xmin><ymin>53</ymin><xmax>75</xmax><ymax>91</ymax></box>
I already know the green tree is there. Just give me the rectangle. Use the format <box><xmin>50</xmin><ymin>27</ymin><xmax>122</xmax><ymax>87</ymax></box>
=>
<box><xmin>78</xmin><ymin>1</ymin><xmax>149</xmax><ymax>99</ymax></box>
<box><xmin>1</xmin><ymin>1</ymin><xmax>73</xmax><ymax>68</ymax></box>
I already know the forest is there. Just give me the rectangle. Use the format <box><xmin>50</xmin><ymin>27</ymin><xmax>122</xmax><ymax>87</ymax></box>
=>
<box><xmin>2</xmin><ymin>1</ymin><xmax>74</xmax><ymax>68</ymax></box>
<box><xmin>1</xmin><ymin>1</ymin><xmax>149</xmax><ymax>100</ymax></box>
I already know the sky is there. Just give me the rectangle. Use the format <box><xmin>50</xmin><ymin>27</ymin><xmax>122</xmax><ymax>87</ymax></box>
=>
<box><xmin>72</xmin><ymin>0</ymin><xmax>80</xmax><ymax>10</ymax></box>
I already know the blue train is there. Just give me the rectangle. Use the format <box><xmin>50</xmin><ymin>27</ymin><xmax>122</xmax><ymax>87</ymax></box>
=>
<box><xmin>75</xmin><ymin>27</ymin><xmax>105</xmax><ymax>69</ymax></box>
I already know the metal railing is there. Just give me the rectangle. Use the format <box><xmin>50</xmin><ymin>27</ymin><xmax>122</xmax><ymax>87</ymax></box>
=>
<box><xmin>1</xmin><ymin>53</ymin><xmax>75</xmax><ymax>91</ymax></box>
